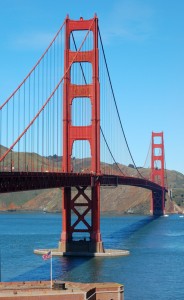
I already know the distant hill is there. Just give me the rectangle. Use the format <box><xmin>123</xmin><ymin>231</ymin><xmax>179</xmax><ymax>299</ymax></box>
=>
<box><xmin>0</xmin><ymin>149</ymin><xmax>184</xmax><ymax>214</ymax></box>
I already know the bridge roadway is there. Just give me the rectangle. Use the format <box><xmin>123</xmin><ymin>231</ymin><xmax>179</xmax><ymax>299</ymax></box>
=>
<box><xmin>0</xmin><ymin>172</ymin><xmax>166</xmax><ymax>193</ymax></box>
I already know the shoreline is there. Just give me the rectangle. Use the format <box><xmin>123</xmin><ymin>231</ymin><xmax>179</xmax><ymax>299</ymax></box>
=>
<box><xmin>0</xmin><ymin>209</ymin><xmax>151</xmax><ymax>216</ymax></box>
<box><xmin>0</xmin><ymin>209</ymin><xmax>181</xmax><ymax>217</ymax></box>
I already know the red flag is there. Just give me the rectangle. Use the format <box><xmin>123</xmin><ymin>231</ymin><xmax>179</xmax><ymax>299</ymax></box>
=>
<box><xmin>42</xmin><ymin>251</ymin><xmax>51</xmax><ymax>260</ymax></box>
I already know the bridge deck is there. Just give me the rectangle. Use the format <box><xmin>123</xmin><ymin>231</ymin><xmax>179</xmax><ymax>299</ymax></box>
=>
<box><xmin>0</xmin><ymin>172</ymin><xmax>165</xmax><ymax>193</ymax></box>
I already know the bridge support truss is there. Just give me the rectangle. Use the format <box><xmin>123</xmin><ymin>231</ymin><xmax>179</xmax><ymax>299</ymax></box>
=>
<box><xmin>151</xmin><ymin>132</ymin><xmax>166</xmax><ymax>215</ymax></box>
<box><xmin>59</xmin><ymin>16</ymin><xmax>104</xmax><ymax>253</ymax></box>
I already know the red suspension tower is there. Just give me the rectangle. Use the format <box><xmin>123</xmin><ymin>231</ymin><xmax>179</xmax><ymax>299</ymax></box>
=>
<box><xmin>151</xmin><ymin>132</ymin><xmax>166</xmax><ymax>215</ymax></box>
<box><xmin>59</xmin><ymin>16</ymin><xmax>104</xmax><ymax>253</ymax></box>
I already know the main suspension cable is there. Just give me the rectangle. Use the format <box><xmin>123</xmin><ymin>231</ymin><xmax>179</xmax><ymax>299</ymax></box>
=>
<box><xmin>0</xmin><ymin>19</ymin><xmax>66</xmax><ymax>111</ymax></box>
<box><xmin>98</xmin><ymin>27</ymin><xmax>144</xmax><ymax>179</ymax></box>
<box><xmin>0</xmin><ymin>22</ymin><xmax>94</xmax><ymax>163</ymax></box>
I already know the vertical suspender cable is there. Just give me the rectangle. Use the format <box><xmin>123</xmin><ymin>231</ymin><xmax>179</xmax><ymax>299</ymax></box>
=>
<box><xmin>42</xmin><ymin>56</ymin><xmax>44</xmax><ymax>170</ymax></box>
<box><xmin>18</xmin><ymin>89</ymin><xmax>20</xmax><ymax>171</ymax></box>
<box><xmin>24</xmin><ymin>82</ymin><xmax>26</xmax><ymax>171</ymax></box>
<box><xmin>11</xmin><ymin>95</ymin><xmax>14</xmax><ymax>171</ymax></box>
<box><xmin>46</xmin><ymin>47</ymin><xmax>49</xmax><ymax>171</ymax></box>
<box><xmin>32</xmin><ymin>70</ymin><xmax>36</xmax><ymax>171</ymax></box>
<box><xmin>56</xmin><ymin>32</ymin><xmax>59</xmax><ymax>171</ymax></box>
<box><xmin>37</xmin><ymin>65</ymin><xmax>40</xmax><ymax>171</ymax></box>
<box><xmin>28</xmin><ymin>76</ymin><xmax>31</xmax><ymax>171</ymax></box>
<box><xmin>53</xmin><ymin>40</ymin><xmax>56</xmax><ymax>171</ymax></box>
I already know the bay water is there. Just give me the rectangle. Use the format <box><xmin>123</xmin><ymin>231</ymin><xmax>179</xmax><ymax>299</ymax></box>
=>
<box><xmin>0</xmin><ymin>212</ymin><xmax>184</xmax><ymax>299</ymax></box>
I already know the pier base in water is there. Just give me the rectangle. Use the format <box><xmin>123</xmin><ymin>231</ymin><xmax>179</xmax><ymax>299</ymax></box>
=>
<box><xmin>58</xmin><ymin>240</ymin><xmax>104</xmax><ymax>254</ymax></box>
<box><xmin>34</xmin><ymin>247</ymin><xmax>130</xmax><ymax>257</ymax></box>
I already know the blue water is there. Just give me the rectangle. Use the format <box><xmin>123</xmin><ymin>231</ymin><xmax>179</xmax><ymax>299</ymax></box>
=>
<box><xmin>1</xmin><ymin>212</ymin><xmax>184</xmax><ymax>299</ymax></box>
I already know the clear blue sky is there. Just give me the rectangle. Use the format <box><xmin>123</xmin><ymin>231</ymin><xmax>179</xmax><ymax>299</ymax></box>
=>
<box><xmin>0</xmin><ymin>0</ymin><xmax>184</xmax><ymax>174</ymax></box>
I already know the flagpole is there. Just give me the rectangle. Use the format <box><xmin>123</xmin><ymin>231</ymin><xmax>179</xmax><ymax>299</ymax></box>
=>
<box><xmin>50</xmin><ymin>251</ymin><xmax>52</xmax><ymax>289</ymax></box>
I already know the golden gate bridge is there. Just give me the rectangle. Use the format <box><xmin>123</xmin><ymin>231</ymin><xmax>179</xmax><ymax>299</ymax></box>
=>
<box><xmin>0</xmin><ymin>15</ymin><xmax>167</xmax><ymax>254</ymax></box>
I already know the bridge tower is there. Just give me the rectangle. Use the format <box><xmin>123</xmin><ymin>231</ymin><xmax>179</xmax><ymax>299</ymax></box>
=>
<box><xmin>59</xmin><ymin>16</ymin><xmax>104</xmax><ymax>253</ymax></box>
<box><xmin>151</xmin><ymin>132</ymin><xmax>166</xmax><ymax>215</ymax></box>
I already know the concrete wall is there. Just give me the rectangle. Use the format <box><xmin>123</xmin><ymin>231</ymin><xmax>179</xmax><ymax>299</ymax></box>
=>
<box><xmin>0</xmin><ymin>281</ymin><xmax>124</xmax><ymax>300</ymax></box>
